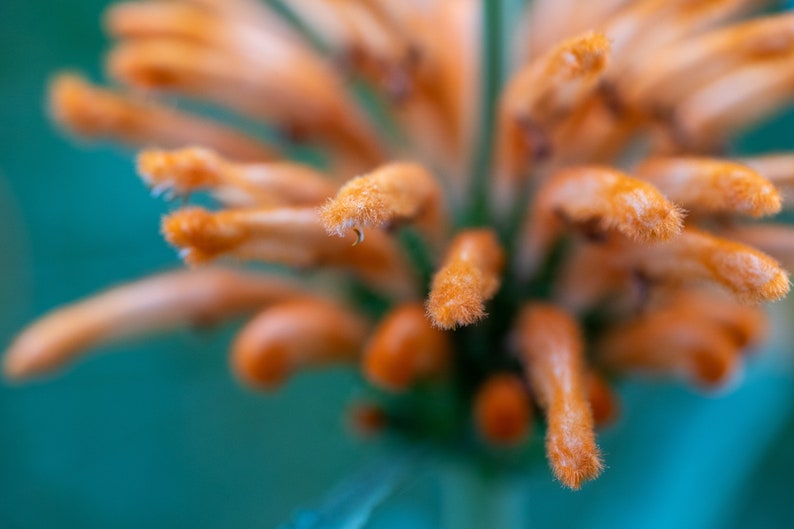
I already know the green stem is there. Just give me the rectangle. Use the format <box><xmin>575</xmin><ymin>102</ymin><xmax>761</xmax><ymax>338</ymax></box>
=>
<box><xmin>466</xmin><ymin>0</ymin><xmax>503</xmax><ymax>227</ymax></box>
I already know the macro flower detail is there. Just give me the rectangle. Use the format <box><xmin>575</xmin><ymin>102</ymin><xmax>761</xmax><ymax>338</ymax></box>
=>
<box><xmin>6</xmin><ymin>0</ymin><xmax>794</xmax><ymax>494</ymax></box>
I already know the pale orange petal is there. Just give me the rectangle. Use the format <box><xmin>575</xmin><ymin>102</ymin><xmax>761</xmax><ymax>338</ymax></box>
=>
<box><xmin>426</xmin><ymin>230</ymin><xmax>505</xmax><ymax>329</ymax></box>
<box><xmin>4</xmin><ymin>269</ymin><xmax>303</xmax><ymax>380</ymax></box>
<box><xmin>49</xmin><ymin>73</ymin><xmax>276</xmax><ymax>161</ymax></box>
<box><xmin>516</xmin><ymin>304</ymin><xmax>602</xmax><ymax>489</ymax></box>
<box><xmin>232</xmin><ymin>298</ymin><xmax>368</xmax><ymax>389</ymax></box>
<box><xmin>138</xmin><ymin>147</ymin><xmax>334</xmax><ymax>207</ymax></box>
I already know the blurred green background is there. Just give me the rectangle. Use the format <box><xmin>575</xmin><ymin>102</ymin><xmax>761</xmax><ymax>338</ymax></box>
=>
<box><xmin>0</xmin><ymin>1</ymin><xmax>793</xmax><ymax>528</ymax></box>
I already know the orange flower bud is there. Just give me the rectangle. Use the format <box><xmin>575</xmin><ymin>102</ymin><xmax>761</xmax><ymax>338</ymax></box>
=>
<box><xmin>231</xmin><ymin>299</ymin><xmax>368</xmax><ymax>390</ymax></box>
<box><xmin>363</xmin><ymin>304</ymin><xmax>451</xmax><ymax>392</ymax></box>
<box><xmin>347</xmin><ymin>401</ymin><xmax>388</xmax><ymax>438</ymax></box>
<box><xmin>474</xmin><ymin>374</ymin><xmax>533</xmax><ymax>447</ymax></box>
<box><xmin>588</xmin><ymin>373</ymin><xmax>620</xmax><ymax>427</ymax></box>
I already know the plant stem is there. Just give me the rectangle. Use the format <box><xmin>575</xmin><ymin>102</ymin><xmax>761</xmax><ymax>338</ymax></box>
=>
<box><xmin>467</xmin><ymin>0</ymin><xmax>503</xmax><ymax>226</ymax></box>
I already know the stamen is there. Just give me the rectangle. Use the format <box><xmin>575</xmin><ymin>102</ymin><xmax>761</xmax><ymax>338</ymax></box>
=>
<box><xmin>49</xmin><ymin>73</ymin><xmax>276</xmax><ymax>161</ymax></box>
<box><xmin>3</xmin><ymin>269</ymin><xmax>304</xmax><ymax>380</ymax></box>
<box><xmin>516</xmin><ymin>304</ymin><xmax>602</xmax><ymax>490</ymax></box>
<box><xmin>426</xmin><ymin>230</ymin><xmax>505</xmax><ymax>330</ymax></box>
<box><xmin>630</xmin><ymin>228</ymin><xmax>790</xmax><ymax>303</ymax></box>
<box><xmin>635</xmin><ymin>157</ymin><xmax>781</xmax><ymax>217</ymax></box>
<box><xmin>519</xmin><ymin>166</ymin><xmax>683</xmax><ymax>273</ymax></box>
<box><xmin>362</xmin><ymin>304</ymin><xmax>451</xmax><ymax>392</ymax></box>
<box><xmin>162</xmin><ymin>206</ymin><xmax>417</xmax><ymax>298</ymax></box>
<box><xmin>320</xmin><ymin>162</ymin><xmax>447</xmax><ymax>244</ymax></box>
<box><xmin>137</xmin><ymin>147</ymin><xmax>334</xmax><ymax>207</ymax></box>
<box><xmin>473</xmin><ymin>374</ymin><xmax>533</xmax><ymax>447</ymax></box>
<box><xmin>231</xmin><ymin>298</ymin><xmax>368</xmax><ymax>389</ymax></box>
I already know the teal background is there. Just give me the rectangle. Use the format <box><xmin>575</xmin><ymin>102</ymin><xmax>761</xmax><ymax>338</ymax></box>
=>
<box><xmin>0</xmin><ymin>1</ymin><xmax>793</xmax><ymax>527</ymax></box>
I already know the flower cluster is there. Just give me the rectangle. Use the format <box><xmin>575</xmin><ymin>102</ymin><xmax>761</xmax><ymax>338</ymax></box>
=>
<box><xmin>7</xmin><ymin>0</ymin><xmax>794</xmax><ymax>490</ymax></box>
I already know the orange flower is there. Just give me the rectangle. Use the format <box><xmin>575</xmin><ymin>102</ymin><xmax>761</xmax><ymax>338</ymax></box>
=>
<box><xmin>7</xmin><ymin>0</ymin><xmax>794</xmax><ymax>490</ymax></box>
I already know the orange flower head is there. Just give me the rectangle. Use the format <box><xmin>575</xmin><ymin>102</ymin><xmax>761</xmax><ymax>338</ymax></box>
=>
<box><xmin>8</xmin><ymin>0</ymin><xmax>794</xmax><ymax>490</ymax></box>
